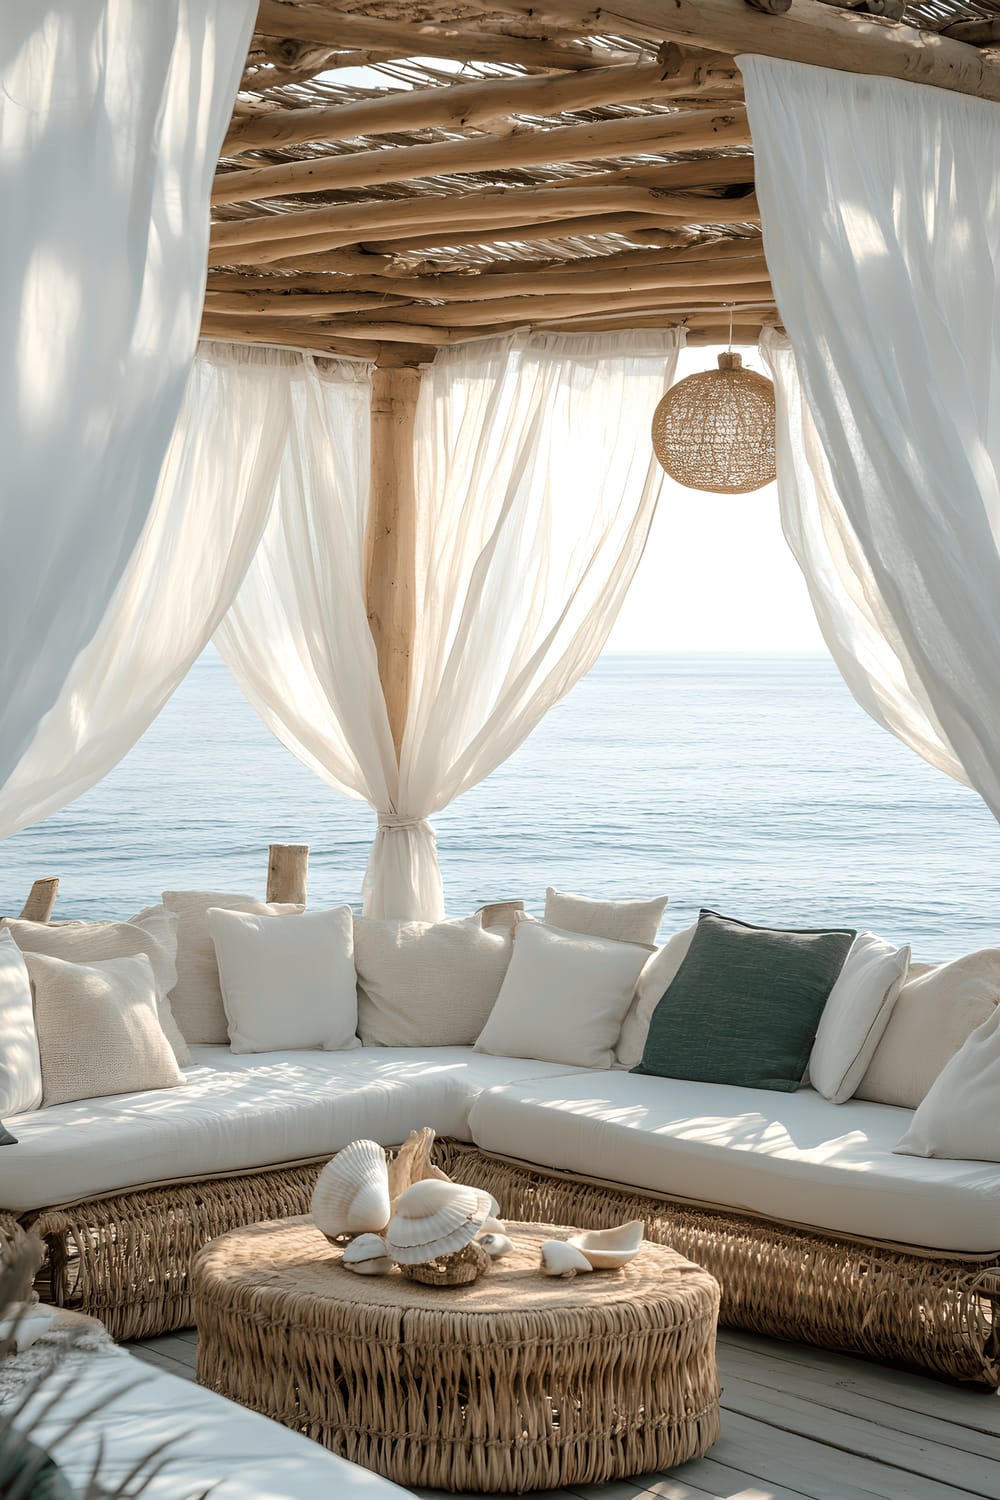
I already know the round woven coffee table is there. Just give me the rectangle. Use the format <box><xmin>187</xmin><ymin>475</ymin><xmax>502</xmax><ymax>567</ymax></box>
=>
<box><xmin>192</xmin><ymin>1217</ymin><xmax>721</xmax><ymax>1493</ymax></box>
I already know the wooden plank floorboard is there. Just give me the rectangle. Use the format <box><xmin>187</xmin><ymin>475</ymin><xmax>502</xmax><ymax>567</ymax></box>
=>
<box><xmin>127</xmin><ymin>1327</ymin><xmax>1000</xmax><ymax>1499</ymax></box>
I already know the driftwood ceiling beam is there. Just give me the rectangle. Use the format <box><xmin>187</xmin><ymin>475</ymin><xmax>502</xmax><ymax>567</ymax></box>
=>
<box><xmin>335</xmin><ymin>280</ymin><xmax>773</xmax><ymax>327</ymax></box>
<box><xmin>209</xmin><ymin>182</ymin><xmax>759</xmax><ymax>260</ymax></box>
<box><xmin>255</xmin><ymin>0</ymin><xmax>637</xmax><ymax>70</ymax></box>
<box><xmin>354</xmin><ymin>215</ymin><xmax>739</xmax><ymax>256</ymax></box>
<box><xmin>211</xmin><ymin>107</ymin><xmax>750</xmax><ymax>206</ymax></box>
<box><xmin>548</xmin><ymin>155</ymin><xmax>754</xmax><ymax>192</ymax></box>
<box><xmin>203</xmin><ymin>290</ymin><xmax>417</xmax><ymax>317</ymax></box>
<box><xmin>221</xmin><ymin>56</ymin><xmax>741</xmax><ymax>157</ymax></box>
<box><xmin>500</xmin><ymin>0</ymin><xmax>1000</xmax><ymax>101</ymax></box>
<box><xmin>200</xmin><ymin>315</ymin><xmax>386</xmax><ymax>358</ymax></box>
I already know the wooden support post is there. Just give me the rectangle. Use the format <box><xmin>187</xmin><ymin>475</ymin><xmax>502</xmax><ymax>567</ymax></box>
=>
<box><xmin>365</xmin><ymin>366</ymin><xmax>421</xmax><ymax>764</ymax></box>
<box><xmin>266</xmin><ymin>844</ymin><xmax>309</xmax><ymax>905</ymax></box>
<box><xmin>17</xmin><ymin>878</ymin><xmax>59</xmax><ymax>922</ymax></box>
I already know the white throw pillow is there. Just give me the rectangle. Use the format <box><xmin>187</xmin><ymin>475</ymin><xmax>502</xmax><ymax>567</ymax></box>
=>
<box><xmin>475</xmin><ymin>920</ymin><xmax>650</xmax><ymax>1069</ymax></box>
<box><xmin>544</xmin><ymin>886</ymin><xmax>668</xmax><ymax>946</ymax></box>
<box><xmin>856</xmin><ymin>949</ymin><xmax>1000</xmax><ymax>1109</ymax></box>
<box><xmin>614</xmin><ymin>923</ymin><xmax>697</xmax><ymax>1069</ymax></box>
<box><xmin>26</xmin><ymin>951</ymin><xmax>184</xmax><ymax>1107</ymax></box>
<box><xmin>163</xmin><ymin>891</ymin><xmax>304</xmax><ymax>1045</ymax></box>
<box><xmin>0</xmin><ymin>929</ymin><xmax>42</xmax><ymax>1115</ymax></box>
<box><xmin>808</xmin><ymin>932</ymin><xmax>910</xmax><ymax>1103</ymax></box>
<box><xmin>895</xmin><ymin>1006</ymin><xmax>1000</xmax><ymax>1162</ymax></box>
<box><xmin>207</xmin><ymin>905</ymin><xmax>358</xmax><ymax>1054</ymax></box>
<box><xmin>355</xmin><ymin>915</ymin><xmax>511</xmax><ymax>1047</ymax></box>
<box><xmin>3</xmin><ymin>908</ymin><xmax>189</xmax><ymax>1066</ymax></box>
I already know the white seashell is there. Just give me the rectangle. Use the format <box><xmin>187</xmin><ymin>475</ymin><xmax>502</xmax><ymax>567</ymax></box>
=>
<box><xmin>311</xmin><ymin>1139</ymin><xmax>391</xmax><ymax>1240</ymax></box>
<box><xmin>567</xmin><ymin>1220</ymin><xmax>644</xmax><ymax>1269</ymax></box>
<box><xmin>478</xmin><ymin>1233</ymin><xmax>513</xmax><ymax>1259</ymax></box>
<box><xmin>385</xmin><ymin>1179</ymin><xmax>492</xmax><ymax>1265</ymax></box>
<box><xmin>479</xmin><ymin>1216</ymin><xmax>506</xmax><ymax>1237</ymax></box>
<box><xmin>342</xmin><ymin>1234</ymin><xmax>393</xmax><ymax>1276</ymax></box>
<box><xmin>540</xmin><ymin>1241</ymin><xmax>594</xmax><ymax>1278</ymax></box>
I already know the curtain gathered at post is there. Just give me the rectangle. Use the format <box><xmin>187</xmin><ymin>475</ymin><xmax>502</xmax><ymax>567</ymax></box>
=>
<box><xmin>217</xmin><ymin>330</ymin><xmax>682</xmax><ymax>920</ymax></box>
<box><xmin>0</xmin><ymin>343</ymin><xmax>293</xmax><ymax>836</ymax></box>
<box><xmin>0</xmin><ymin>0</ymin><xmax>256</xmax><ymax>807</ymax></box>
<box><xmin>742</xmin><ymin>57</ymin><xmax>1000</xmax><ymax>817</ymax></box>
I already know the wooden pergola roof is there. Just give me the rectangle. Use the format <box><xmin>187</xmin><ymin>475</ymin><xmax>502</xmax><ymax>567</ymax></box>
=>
<box><xmin>206</xmin><ymin>0</ymin><xmax>1000</xmax><ymax>363</ymax></box>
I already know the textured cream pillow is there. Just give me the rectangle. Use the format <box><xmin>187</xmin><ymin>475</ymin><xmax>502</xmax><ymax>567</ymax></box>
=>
<box><xmin>614</xmin><ymin>923</ymin><xmax>697</xmax><ymax>1069</ymax></box>
<box><xmin>476</xmin><ymin>920</ymin><xmax>650</xmax><ymax>1068</ymax></box>
<box><xmin>208</xmin><ymin>905</ymin><xmax>359</xmax><ymax>1054</ymax></box>
<box><xmin>355</xmin><ymin>915</ymin><xmax>511</xmax><ymax>1047</ymax></box>
<box><xmin>0</xmin><ymin>929</ymin><xmax>42</xmax><ymax>1115</ymax></box>
<box><xmin>545</xmin><ymin>887</ymin><xmax>667</xmax><ymax>946</ymax></box>
<box><xmin>808</xmin><ymin>932</ymin><xmax>911</xmax><ymax>1103</ymax></box>
<box><xmin>3</xmin><ymin>908</ymin><xmax>188</xmax><ymax>1066</ymax></box>
<box><xmin>163</xmin><ymin>892</ymin><xmax>304</xmax><ymax>1045</ymax></box>
<box><xmin>856</xmin><ymin>949</ymin><xmax>1000</xmax><ymax>1109</ymax></box>
<box><xmin>27</xmin><ymin>951</ymin><xmax>184</xmax><ymax>1107</ymax></box>
<box><xmin>895</xmin><ymin>1007</ymin><xmax>1000</xmax><ymax>1162</ymax></box>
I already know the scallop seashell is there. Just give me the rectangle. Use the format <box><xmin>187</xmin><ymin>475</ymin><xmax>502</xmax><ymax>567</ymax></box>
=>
<box><xmin>540</xmin><ymin>1241</ymin><xmax>594</xmax><ymax>1278</ymax></box>
<box><xmin>311</xmin><ymin>1139</ymin><xmax>391</xmax><ymax>1240</ymax></box>
<box><xmin>385</xmin><ymin>1179</ymin><xmax>492</xmax><ymax>1265</ymax></box>
<box><xmin>478</xmin><ymin>1233</ymin><xmax>514</xmax><ymax>1260</ymax></box>
<box><xmin>567</xmin><ymin>1220</ymin><xmax>644</xmax><ymax>1270</ymax></box>
<box><xmin>342</xmin><ymin>1234</ymin><xmax>393</xmax><ymax>1276</ymax></box>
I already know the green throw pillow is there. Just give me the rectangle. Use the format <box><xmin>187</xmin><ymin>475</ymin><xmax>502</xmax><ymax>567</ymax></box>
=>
<box><xmin>633</xmin><ymin>909</ymin><xmax>856</xmax><ymax>1092</ymax></box>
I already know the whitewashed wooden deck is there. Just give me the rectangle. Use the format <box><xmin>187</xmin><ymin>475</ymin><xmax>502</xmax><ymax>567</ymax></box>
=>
<box><xmin>129</xmin><ymin>1327</ymin><xmax>1000</xmax><ymax>1499</ymax></box>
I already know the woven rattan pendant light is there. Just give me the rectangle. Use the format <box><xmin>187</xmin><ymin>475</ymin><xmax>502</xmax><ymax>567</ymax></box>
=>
<box><xmin>651</xmin><ymin>326</ymin><xmax>777</xmax><ymax>494</ymax></box>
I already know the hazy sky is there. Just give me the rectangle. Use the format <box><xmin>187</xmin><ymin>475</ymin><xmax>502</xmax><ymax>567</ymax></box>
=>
<box><xmin>608</xmin><ymin>344</ymin><xmax>826</xmax><ymax>653</ymax></box>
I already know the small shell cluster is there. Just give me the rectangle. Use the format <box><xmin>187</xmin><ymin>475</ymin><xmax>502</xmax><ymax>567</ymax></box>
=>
<box><xmin>311</xmin><ymin>1130</ymin><xmax>510</xmax><ymax>1286</ymax></box>
<box><xmin>540</xmin><ymin>1221</ymin><xmax>644</xmax><ymax>1279</ymax></box>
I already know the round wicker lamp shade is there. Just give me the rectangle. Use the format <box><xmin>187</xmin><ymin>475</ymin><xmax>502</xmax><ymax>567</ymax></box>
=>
<box><xmin>651</xmin><ymin>351</ymin><xmax>777</xmax><ymax>494</ymax></box>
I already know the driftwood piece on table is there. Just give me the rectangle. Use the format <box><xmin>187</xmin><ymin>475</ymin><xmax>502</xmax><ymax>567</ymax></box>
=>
<box><xmin>267</xmin><ymin>845</ymin><xmax>309</xmax><ymax>906</ymax></box>
<box><xmin>18</xmin><ymin>878</ymin><xmax>59</xmax><ymax>923</ymax></box>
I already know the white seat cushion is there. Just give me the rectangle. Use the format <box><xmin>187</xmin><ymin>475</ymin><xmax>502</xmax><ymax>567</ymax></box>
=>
<box><xmin>9</xmin><ymin>1342</ymin><xmax>406</xmax><ymax>1499</ymax></box>
<box><xmin>468</xmin><ymin>1071</ymin><xmax>1000</xmax><ymax>1254</ymax></box>
<box><xmin>0</xmin><ymin>1048</ymin><xmax>580</xmax><ymax>1212</ymax></box>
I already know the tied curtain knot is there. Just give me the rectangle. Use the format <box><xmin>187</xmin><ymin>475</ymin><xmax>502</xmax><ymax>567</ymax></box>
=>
<box><xmin>377</xmin><ymin>813</ymin><xmax>433</xmax><ymax>834</ymax></box>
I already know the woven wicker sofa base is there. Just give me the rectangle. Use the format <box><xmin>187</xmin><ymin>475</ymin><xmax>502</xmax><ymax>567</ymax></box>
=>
<box><xmin>436</xmin><ymin>1142</ymin><xmax>1000</xmax><ymax>1390</ymax></box>
<box><xmin>23</xmin><ymin>1163</ymin><xmax>323</xmax><ymax>1341</ymax></box>
<box><xmin>16</xmin><ymin>1141</ymin><xmax>1000</xmax><ymax>1386</ymax></box>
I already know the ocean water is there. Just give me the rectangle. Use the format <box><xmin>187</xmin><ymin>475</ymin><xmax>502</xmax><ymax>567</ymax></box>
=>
<box><xmin>1</xmin><ymin>650</ymin><xmax>999</xmax><ymax>960</ymax></box>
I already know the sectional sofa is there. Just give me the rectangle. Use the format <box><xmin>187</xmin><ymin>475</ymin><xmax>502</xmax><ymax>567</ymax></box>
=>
<box><xmin>2</xmin><ymin>889</ymin><xmax>999</xmax><ymax>1390</ymax></box>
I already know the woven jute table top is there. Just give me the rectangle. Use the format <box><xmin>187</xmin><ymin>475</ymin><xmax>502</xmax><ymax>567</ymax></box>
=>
<box><xmin>193</xmin><ymin>1216</ymin><xmax>721</xmax><ymax>1493</ymax></box>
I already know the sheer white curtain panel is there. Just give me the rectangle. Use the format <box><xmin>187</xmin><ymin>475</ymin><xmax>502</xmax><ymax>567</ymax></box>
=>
<box><xmin>0</xmin><ymin>343</ymin><xmax>292</xmax><ymax>837</ymax></box>
<box><xmin>0</xmin><ymin>0</ymin><xmax>255</xmax><ymax>799</ymax></box>
<box><xmin>742</xmin><ymin>58</ymin><xmax>1000</xmax><ymax>818</ymax></box>
<box><xmin>218</xmin><ymin>330</ymin><xmax>681</xmax><ymax>920</ymax></box>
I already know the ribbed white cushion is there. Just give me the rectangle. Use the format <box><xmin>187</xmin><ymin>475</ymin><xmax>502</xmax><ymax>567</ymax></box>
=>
<box><xmin>4</xmin><ymin>908</ymin><xmax>188</xmax><ymax>1065</ymax></box>
<box><xmin>208</xmin><ymin>905</ymin><xmax>358</xmax><ymax>1054</ymax></box>
<box><xmin>544</xmin><ymin>886</ymin><xmax>667</xmax><ymax>946</ymax></box>
<box><xmin>896</xmin><ymin>1006</ymin><xmax>1000</xmax><ymax>1163</ymax></box>
<box><xmin>355</xmin><ymin>915</ymin><xmax>511</xmax><ymax>1047</ymax></box>
<box><xmin>614</xmin><ymin>923</ymin><xmax>696</xmax><ymax>1069</ymax></box>
<box><xmin>163</xmin><ymin>892</ymin><xmax>303</xmax><ymax>1046</ymax></box>
<box><xmin>808</xmin><ymin>932</ymin><xmax>911</xmax><ymax>1103</ymax></box>
<box><xmin>27</xmin><ymin>952</ymin><xmax>183</xmax><ymax>1107</ymax></box>
<box><xmin>468</xmin><ymin>1070</ymin><xmax>1000</xmax><ymax>1254</ymax></box>
<box><xmin>475</xmin><ymin>921</ymin><xmax>649</xmax><ymax>1068</ymax></box>
<box><xmin>12</xmin><ymin>1342</ymin><xmax>407</xmax><ymax>1499</ymax></box>
<box><xmin>0</xmin><ymin>929</ymin><xmax>41</xmax><ymax>1115</ymax></box>
<box><xmin>856</xmin><ymin>949</ymin><xmax>1000</xmax><ymax>1108</ymax></box>
<box><xmin>0</xmin><ymin>1047</ymin><xmax>581</xmax><ymax>1212</ymax></box>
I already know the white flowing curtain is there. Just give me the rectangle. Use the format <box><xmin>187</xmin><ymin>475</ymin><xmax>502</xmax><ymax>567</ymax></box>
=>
<box><xmin>0</xmin><ymin>343</ymin><xmax>293</xmax><ymax>836</ymax></box>
<box><xmin>741</xmin><ymin>57</ymin><xmax>1000</xmax><ymax>818</ymax></box>
<box><xmin>217</xmin><ymin>330</ymin><xmax>681</xmax><ymax>919</ymax></box>
<box><xmin>0</xmin><ymin>0</ymin><xmax>255</xmax><ymax>801</ymax></box>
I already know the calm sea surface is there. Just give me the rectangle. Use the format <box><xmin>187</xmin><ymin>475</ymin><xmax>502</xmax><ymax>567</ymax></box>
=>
<box><xmin>1</xmin><ymin>651</ymin><xmax>998</xmax><ymax>960</ymax></box>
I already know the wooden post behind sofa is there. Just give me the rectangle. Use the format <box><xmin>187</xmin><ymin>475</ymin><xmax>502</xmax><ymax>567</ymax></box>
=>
<box><xmin>266</xmin><ymin>845</ymin><xmax>309</xmax><ymax>905</ymax></box>
<box><xmin>17</xmin><ymin>878</ymin><xmax>59</xmax><ymax>922</ymax></box>
<box><xmin>365</xmin><ymin>363</ymin><xmax>421</xmax><ymax>765</ymax></box>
